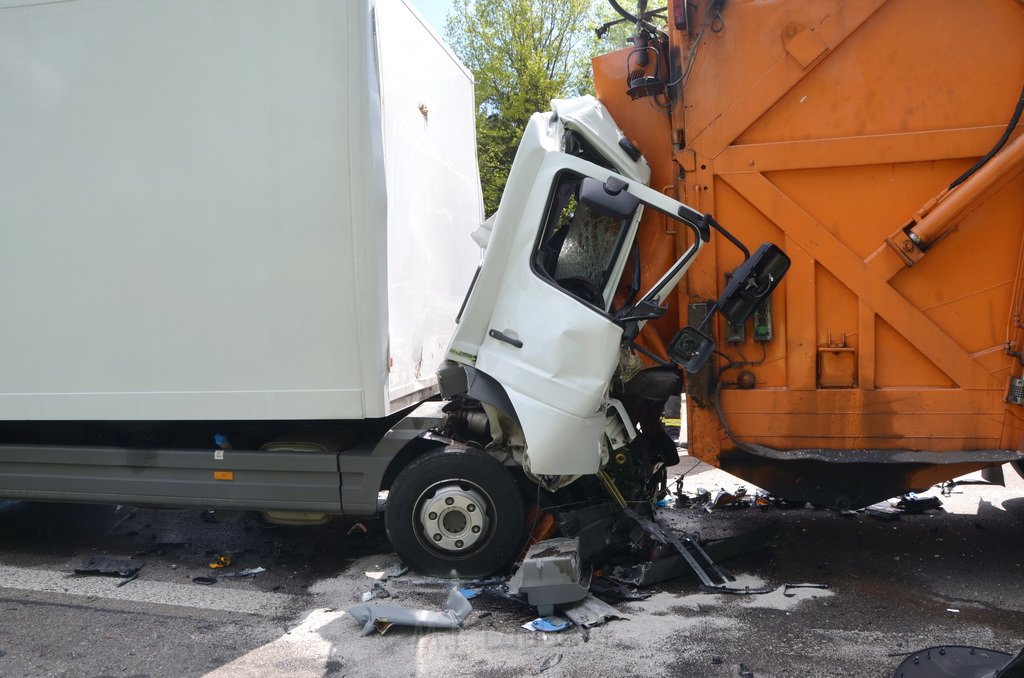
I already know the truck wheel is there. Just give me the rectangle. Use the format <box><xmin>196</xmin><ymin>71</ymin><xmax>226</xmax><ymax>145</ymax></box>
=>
<box><xmin>385</xmin><ymin>447</ymin><xmax>524</xmax><ymax>577</ymax></box>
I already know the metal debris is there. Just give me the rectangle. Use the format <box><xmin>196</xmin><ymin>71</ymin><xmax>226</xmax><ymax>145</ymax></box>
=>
<box><xmin>783</xmin><ymin>583</ymin><xmax>829</xmax><ymax>597</ymax></box>
<box><xmin>609</xmin><ymin>521</ymin><xmax>777</xmax><ymax>588</ymax></box>
<box><xmin>559</xmin><ymin>594</ymin><xmax>627</xmax><ymax>629</ymax></box>
<box><xmin>589</xmin><ymin>576</ymin><xmax>652</xmax><ymax>601</ymax></box>
<box><xmin>623</xmin><ymin>508</ymin><xmax>750</xmax><ymax>593</ymax></box>
<box><xmin>347</xmin><ymin>588</ymin><xmax>472</xmax><ymax>637</ymax></box>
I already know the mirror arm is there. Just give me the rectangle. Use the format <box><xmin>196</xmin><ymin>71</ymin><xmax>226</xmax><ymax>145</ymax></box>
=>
<box><xmin>701</xmin><ymin>213</ymin><xmax>750</xmax><ymax>260</ymax></box>
<box><xmin>618</xmin><ymin>299</ymin><xmax>668</xmax><ymax>341</ymax></box>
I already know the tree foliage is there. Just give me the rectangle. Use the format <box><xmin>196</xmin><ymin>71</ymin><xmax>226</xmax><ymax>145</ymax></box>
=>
<box><xmin>446</xmin><ymin>0</ymin><xmax>613</xmax><ymax>214</ymax></box>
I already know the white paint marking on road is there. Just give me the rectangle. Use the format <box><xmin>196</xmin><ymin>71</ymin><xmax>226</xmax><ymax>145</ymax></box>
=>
<box><xmin>0</xmin><ymin>564</ymin><xmax>297</xmax><ymax>616</ymax></box>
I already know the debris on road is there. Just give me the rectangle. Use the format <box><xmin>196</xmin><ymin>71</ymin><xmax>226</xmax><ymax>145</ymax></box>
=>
<box><xmin>559</xmin><ymin>594</ymin><xmax>627</xmax><ymax>629</ymax></box>
<box><xmin>208</xmin><ymin>554</ymin><xmax>232</xmax><ymax>569</ymax></box>
<box><xmin>74</xmin><ymin>555</ymin><xmax>144</xmax><ymax>579</ymax></box>
<box><xmin>360</xmin><ymin>582</ymin><xmax>391</xmax><ymax>602</ymax></box>
<box><xmin>192</xmin><ymin>576</ymin><xmax>217</xmax><ymax>585</ymax></box>
<box><xmin>219</xmin><ymin>566</ymin><xmax>267</xmax><ymax>578</ymax></box>
<box><xmin>521</xmin><ymin>617</ymin><xmax>570</xmax><ymax>633</ymax></box>
<box><xmin>782</xmin><ymin>583</ymin><xmax>830</xmax><ymax>597</ymax></box>
<box><xmin>347</xmin><ymin>522</ymin><xmax>368</xmax><ymax>535</ymax></box>
<box><xmin>365</xmin><ymin>563</ymin><xmax>408</xmax><ymax>582</ymax></box>
<box><xmin>896</xmin><ymin>493</ymin><xmax>943</xmax><ymax>513</ymax></box>
<box><xmin>866</xmin><ymin>503</ymin><xmax>902</xmax><ymax>521</ymax></box>
<box><xmin>509</xmin><ymin>538</ymin><xmax>590</xmax><ymax>616</ymax></box>
<box><xmin>623</xmin><ymin>508</ymin><xmax>768</xmax><ymax>594</ymax></box>
<box><xmin>588</xmin><ymin>576</ymin><xmax>651</xmax><ymax>601</ymax></box>
<box><xmin>346</xmin><ymin>588</ymin><xmax>472</xmax><ymax>637</ymax></box>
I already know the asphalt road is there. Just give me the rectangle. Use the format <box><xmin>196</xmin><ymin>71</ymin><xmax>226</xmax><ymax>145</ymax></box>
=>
<box><xmin>0</xmin><ymin>459</ymin><xmax>1022</xmax><ymax>678</ymax></box>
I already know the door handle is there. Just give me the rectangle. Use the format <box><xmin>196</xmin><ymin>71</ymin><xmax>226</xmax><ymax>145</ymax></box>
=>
<box><xmin>488</xmin><ymin>329</ymin><xmax>523</xmax><ymax>348</ymax></box>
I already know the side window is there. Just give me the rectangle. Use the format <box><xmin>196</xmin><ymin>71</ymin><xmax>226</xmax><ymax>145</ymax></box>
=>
<box><xmin>533</xmin><ymin>173</ymin><xmax>632</xmax><ymax>309</ymax></box>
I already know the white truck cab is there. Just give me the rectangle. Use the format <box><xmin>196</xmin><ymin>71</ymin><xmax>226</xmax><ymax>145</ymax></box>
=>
<box><xmin>439</xmin><ymin>96</ymin><xmax>709</xmax><ymax>485</ymax></box>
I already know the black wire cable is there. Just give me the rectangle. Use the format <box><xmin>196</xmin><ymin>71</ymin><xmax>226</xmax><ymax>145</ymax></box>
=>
<box><xmin>948</xmin><ymin>83</ymin><xmax>1024</xmax><ymax>190</ymax></box>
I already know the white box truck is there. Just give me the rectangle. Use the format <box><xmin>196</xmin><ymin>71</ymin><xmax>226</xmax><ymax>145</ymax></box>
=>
<box><xmin>0</xmin><ymin>0</ymin><xmax>487</xmax><ymax>543</ymax></box>
<box><xmin>1</xmin><ymin>0</ymin><xmax>779</xmax><ymax>576</ymax></box>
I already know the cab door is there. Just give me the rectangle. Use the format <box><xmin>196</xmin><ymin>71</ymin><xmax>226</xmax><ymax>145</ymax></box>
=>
<box><xmin>472</xmin><ymin>153</ymin><xmax>705</xmax><ymax>476</ymax></box>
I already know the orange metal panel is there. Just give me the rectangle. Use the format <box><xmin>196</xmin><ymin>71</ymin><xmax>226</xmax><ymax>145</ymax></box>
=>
<box><xmin>593</xmin><ymin>0</ymin><xmax>1024</xmax><ymax>497</ymax></box>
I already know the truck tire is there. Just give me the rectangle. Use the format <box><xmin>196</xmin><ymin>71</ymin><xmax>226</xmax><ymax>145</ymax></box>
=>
<box><xmin>385</xmin><ymin>447</ymin><xmax>524</xmax><ymax>577</ymax></box>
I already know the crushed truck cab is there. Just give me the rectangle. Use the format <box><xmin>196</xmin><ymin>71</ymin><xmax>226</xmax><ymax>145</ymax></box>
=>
<box><xmin>437</xmin><ymin>96</ymin><xmax>775</xmax><ymax>491</ymax></box>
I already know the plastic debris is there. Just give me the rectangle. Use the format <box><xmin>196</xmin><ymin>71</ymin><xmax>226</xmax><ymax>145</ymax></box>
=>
<box><xmin>365</xmin><ymin>563</ymin><xmax>408</xmax><ymax>582</ymax></box>
<box><xmin>192</xmin><ymin>576</ymin><xmax>217</xmax><ymax>585</ymax></box>
<box><xmin>361</xmin><ymin>582</ymin><xmax>391</xmax><ymax>602</ymax></box>
<box><xmin>457</xmin><ymin>587</ymin><xmax>481</xmax><ymax>600</ymax></box>
<box><xmin>522</xmin><ymin>617</ymin><xmax>570</xmax><ymax>633</ymax></box>
<box><xmin>347</xmin><ymin>522</ymin><xmax>368</xmax><ymax>535</ymax></box>
<box><xmin>509</xmin><ymin>538</ymin><xmax>590</xmax><ymax>616</ymax></box>
<box><xmin>896</xmin><ymin>493</ymin><xmax>943</xmax><ymax>513</ymax></box>
<box><xmin>208</xmin><ymin>554</ymin><xmax>232</xmax><ymax>569</ymax></box>
<box><xmin>220</xmin><ymin>566</ymin><xmax>267</xmax><ymax>578</ymax></box>
<box><xmin>74</xmin><ymin>555</ymin><xmax>144</xmax><ymax>578</ymax></box>
<box><xmin>865</xmin><ymin>503</ymin><xmax>901</xmax><ymax>521</ymax></box>
<box><xmin>347</xmin><ymin>588</ymin><xmax>472</xmax><ymax>637</ymax></box>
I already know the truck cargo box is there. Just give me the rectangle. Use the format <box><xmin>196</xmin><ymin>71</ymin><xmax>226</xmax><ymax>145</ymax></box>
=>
<box><xmin>0</xmin><ymin>0</ymin><xmax>482</xmax><ymax>421</ymax></box>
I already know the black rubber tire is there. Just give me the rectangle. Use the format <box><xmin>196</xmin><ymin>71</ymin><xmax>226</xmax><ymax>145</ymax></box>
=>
<box><xmin>385</xmin><ymin>447</ymin><xmax>525</xmax><ymax>577</ymax></box>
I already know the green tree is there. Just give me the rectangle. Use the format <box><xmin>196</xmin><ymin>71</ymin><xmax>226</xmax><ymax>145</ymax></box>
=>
<box><xmin>446</xmin><ymin>0</ymin><xmax>616</xmax><ymax>215</ymax></box>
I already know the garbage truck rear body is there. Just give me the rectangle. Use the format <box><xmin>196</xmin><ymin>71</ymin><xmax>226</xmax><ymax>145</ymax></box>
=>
<box><xmin>589</xmin><ymin>0</ymin><xmax>1024</xmax><ymax>506</ymax></box>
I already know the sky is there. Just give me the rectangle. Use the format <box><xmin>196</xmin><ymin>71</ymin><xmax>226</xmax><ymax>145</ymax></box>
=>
<box><xmin>409</xmin><ymin>0</ymin><xmax>456</xmax><ymax>34</ymax></box>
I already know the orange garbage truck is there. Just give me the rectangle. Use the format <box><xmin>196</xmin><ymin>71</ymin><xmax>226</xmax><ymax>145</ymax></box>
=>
<box><xmin>592</xmin><ymin>0</ymin><xmax>1024</xmax><ymax>507</ymax></box>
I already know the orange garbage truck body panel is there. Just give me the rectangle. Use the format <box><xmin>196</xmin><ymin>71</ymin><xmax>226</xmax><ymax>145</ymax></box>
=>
<box><xmin>594</xmin><ymin>0</ymin><xmax>1024</xmax><ymax>506</ymax></box>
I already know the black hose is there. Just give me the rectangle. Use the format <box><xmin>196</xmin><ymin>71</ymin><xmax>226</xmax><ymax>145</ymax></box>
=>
<box><xmin>607</xmin><ymin>0</ymin><xmax>639</xmax><ymax>24</ymax></box>
<box><xmin>948</xmin><ymin>83</ymin><xmax>1024</xmax><ymax>190</ymax></box>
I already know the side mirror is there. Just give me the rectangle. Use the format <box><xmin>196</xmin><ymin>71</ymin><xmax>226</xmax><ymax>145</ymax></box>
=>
<box><xmin>717</xmin><ymin>243</ymin><xmax>790</xmax><ymax>326</ymax></box>
<box><xmin>667</xmin><ymin>326</ymin><xmax>715</xmax><ymax>373</ymax></box>
<box><xmin>580</xmin><ymin>176</ymin><xmax>640</xmax><ymax>221</ymax></box>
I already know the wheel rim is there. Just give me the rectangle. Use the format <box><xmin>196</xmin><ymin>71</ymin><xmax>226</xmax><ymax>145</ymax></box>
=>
<box><xmin>416</xmin><ymin>480</ymin><xmax>491</xmax><ymax>554</ymax></box>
